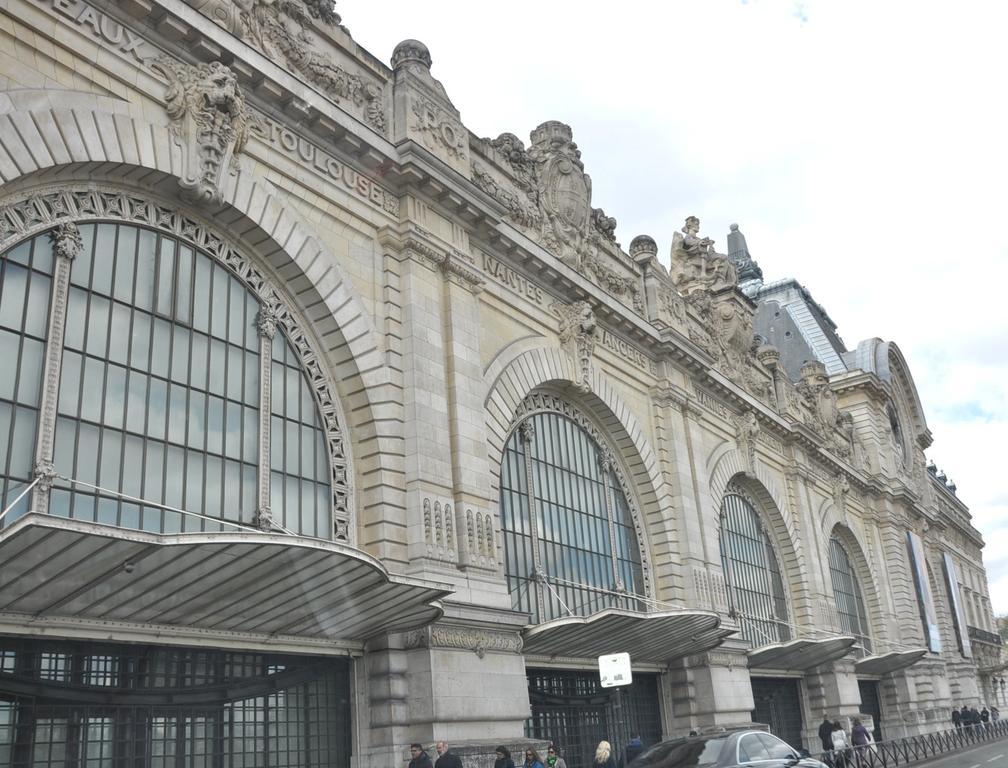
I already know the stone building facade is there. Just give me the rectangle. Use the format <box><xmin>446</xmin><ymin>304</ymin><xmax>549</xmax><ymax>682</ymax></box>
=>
<box><xmin>0</xmin><ymin>1</ymin><xmax>1001</xmax><ymax>766</ymax></box>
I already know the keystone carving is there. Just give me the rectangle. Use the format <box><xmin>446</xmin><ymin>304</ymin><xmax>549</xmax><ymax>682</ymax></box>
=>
<box><xmin>189</xmin><ymin>0</ymin><xmax>386</xmax><ymax>133</ymax></box>
<box><xmin>154</xmin><ymin>59</ymin><xmax>251</xmax><ymax>205</ymax></box>
<box><xmin>732</xmin><ymin>411</ymin><xmax>761</xmax><ymax>475</ymax></box>
<box><xmin>552</xmin><ymin>300</ymin><xmax>597</xmax><ymax>393</ymax></box>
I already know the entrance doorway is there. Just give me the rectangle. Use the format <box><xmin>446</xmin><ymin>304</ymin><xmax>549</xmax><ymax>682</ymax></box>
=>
<box><xmin>750</xmin><ymin>677</ymin><xmax>804</xmax><ymax>750</ymax></box>
<box><xmin>526</xmin><ymin>669</ymin><xmax>661</xmax><ymax>768</ymax></box>
<box><xmin>858</xmin><ymin>680</ymin><xmax>883</xmax><ymax>742</ymax></box>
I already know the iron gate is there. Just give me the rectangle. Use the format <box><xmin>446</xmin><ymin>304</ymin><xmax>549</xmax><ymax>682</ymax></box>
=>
<box><xmin>526</xmin><ymin>669</ymin><xmax>661</xmax><ymax>768</ymax></box>
<box><xmin>0</xmin><ymin>639</ymin><xmax>352</xmax><ymax>768</ymax></box>
<box><xmin>750</xmin><ymin>677</ymin><xmax>804</xmax><ymax>750</ymax></box>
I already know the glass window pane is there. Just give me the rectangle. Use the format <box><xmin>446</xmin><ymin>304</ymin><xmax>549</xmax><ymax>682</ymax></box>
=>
<box><xmin>0</xmin><ymin>263</ymin><xmax>26</xmax><ymax>331</ymax></box>
<box><xmin>91</xmin><ymin>224</ymin><xmax>116</xmax><ymax>296</ymax></box>
<box><xmin>24</xmin><ymin>272</ymin><xmax>51</xmax><ymax>339</ymax></box>
<box><xmin>113</xmin><ymin>225</ymin><xmax>137</xmax><ymax>303</ymax></box>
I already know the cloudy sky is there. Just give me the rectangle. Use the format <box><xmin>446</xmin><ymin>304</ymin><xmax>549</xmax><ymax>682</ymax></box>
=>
<box><xmin>342</xmin><ymin>1</ymin><xmax>1008</xmax><ymax>613</ymax></box>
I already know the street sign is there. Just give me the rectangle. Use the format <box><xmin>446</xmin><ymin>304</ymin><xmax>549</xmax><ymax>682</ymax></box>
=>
<box><xmin>599</xmin><ymin>652</ymin><xmax>632</xmax><ymax>688</ymax></box>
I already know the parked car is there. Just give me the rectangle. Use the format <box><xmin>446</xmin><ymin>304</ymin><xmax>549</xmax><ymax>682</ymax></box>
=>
<box><xmin>629</xmin><ymin>730</ymin><xmax>829</xmax><ymax>768</ymax></box>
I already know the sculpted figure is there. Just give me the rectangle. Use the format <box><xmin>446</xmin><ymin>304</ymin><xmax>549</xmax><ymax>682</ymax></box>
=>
<box><xmin>670</xmin><ymin>216</ymin><xmax>737</xmax><ymax>294</ymax></box>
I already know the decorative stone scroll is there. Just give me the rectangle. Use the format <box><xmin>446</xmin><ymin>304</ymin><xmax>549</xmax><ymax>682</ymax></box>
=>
<box><xmin>152</xmin><ymin>59</ymin><xmax>252</xmax><ymax>205</ymax></box>
<box><xmin>0</xmin><ymin>188</ymin><xmax>353</xmax><ymax>541</ymax></box>
<box><xmin>551</xmin><ymin>300</ymin><xmax>597</xmax><ymax>393</ymax></box>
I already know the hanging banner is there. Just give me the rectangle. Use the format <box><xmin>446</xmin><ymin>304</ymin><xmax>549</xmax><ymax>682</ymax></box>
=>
<box><xmin>906</xmin><ymin>531</ymin><xmax>941</xmax><ymax>653</ymax></box>
<box><xmin>942</xmin><ymin>552</ymin><xmax>972</xmax><ymax>659</ymax></box>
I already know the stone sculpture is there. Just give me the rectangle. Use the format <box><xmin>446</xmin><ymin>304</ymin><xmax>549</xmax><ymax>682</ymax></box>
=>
<box><xmin>670</xmin><ymin>216</ymin><xmax>738</xmax><ymax>294</ymax></box>
<box><xmin>154</xmin><ymin>59</ymin><xmax>251</xmax><ymax>205</ymax></box>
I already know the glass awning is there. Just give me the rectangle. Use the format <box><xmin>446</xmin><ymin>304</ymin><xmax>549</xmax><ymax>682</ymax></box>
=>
<box><xmin>522</xmin><ymin>608</ymin><xmax>735</xmax><ymax>663</ymax></box>
<box><xmin>747</xmin><ymin>636</ymin><xmax>856</xmax><ymax>671</ymax></box>
<box><xmin>0</xmin><ymin>514</ymin><xmax>451</xmax><ymax>652</ymax></box>
<box><xmin>854</xmin><ymin>649</ymin><xmax>928</xmax><ymax>676</ymax></box>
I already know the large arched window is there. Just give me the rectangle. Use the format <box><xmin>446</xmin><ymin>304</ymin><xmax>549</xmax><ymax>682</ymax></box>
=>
<box><xmin>0</xmin><ymin>217</ymin><xmax>340</xmax><ymax>540</ymax></box>
<box><xmin>499</xmin><ymin>407</ymin><xmax>646</xmax><ymax>624</ymax></box>
<box><xmin>828</xmin><ymin>537</ymin><xmax>872</xmax><ymax>654</ymax></box>
<box><xmin>719</xmin><ymin>488</ymin><xmax>791</xmax><ymax>646</ymax></box>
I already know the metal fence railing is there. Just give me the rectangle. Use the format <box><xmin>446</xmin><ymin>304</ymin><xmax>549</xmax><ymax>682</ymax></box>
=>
<box><xmin>818</xmin><ymin>721</ymin><xmax>1008</xmax><ymax>767</ymax></box>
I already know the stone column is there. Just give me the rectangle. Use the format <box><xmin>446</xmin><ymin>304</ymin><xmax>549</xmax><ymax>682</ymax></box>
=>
<box><xmin>253</xmin><ymin>302</ymin><xmax>277</xmax><ymax>531</ymax></box>
<box><xmin>31</xmin><ymin>222</ymin><xmax>83</xmax><ymax>514</ymax></box>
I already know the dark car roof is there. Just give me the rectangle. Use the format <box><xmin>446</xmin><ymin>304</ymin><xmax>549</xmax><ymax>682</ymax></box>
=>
<box><xmin>631</xmin><ymin>730</ymin><xmax>825</xmax><ymax>768</ymax></box>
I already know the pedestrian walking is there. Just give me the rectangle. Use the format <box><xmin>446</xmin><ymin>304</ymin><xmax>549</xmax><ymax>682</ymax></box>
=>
<box><xmin>522</xmin><ymin>748</ymin><xmax>544</xmax><ymax>768</ymax></box>
<box><xmin>545</xmin><ymin>745</ymin><xmax>566</xmax><ymax>768</ymax></box>
<box><xmin>624</xmin><ymin>735</ymin><xmax>643</xmax><ymax>766</ymax></box>
<box><xmin>435</xmin><ymin>742</ymin><xmax>463</xmax><ymax>768</ymax></box>
<box><xmin>593</xmin><ymin>741</ymin><xmax>616</xmax><ymax>768</ymax></box>
<box><xmin>830</xmin><ymin>721</ymin><xmax>851</xmax><ymax>768</ymax></box>
<box><xmin>818</xmin><ymin>715</ymin><xmax>834</xmax><ymax>753</ymax></box>
<box><xmin>495</xmin><ymin>746</ymin><xmax>515</xmax><ymax>768</ymax></box>
<box><xmin>952</xmin><ymin>707</ymin><xmax>962</xmax><ymax>729</ymax></box>
<box><xmin>409</xmin><ymin>744</ymin><xmax>433</xmax><ymax>768</ymax></box>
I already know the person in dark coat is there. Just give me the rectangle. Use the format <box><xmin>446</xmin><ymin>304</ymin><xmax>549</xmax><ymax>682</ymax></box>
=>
<box><xmin>970</xmin><ymin>707</ymin><xmax>981</xmax><ymax>727</ymax></box>
<box><xmin>495</xmin><ymin>746</ymin><xmax>515</xmax><ymax>768</ymax></box>
<box><xmin>435</xmin><ymin>741</ymin><xmax>462</xmax><ymax>768</ymax></box>
<box><xmin>625</xmin><ymin>735</ymin><xmax>644</xmax><ymax>766</ymax></box>
<box><xmin>409</xmin><ymin>744</ymin><xmax>433</xmax><ymax>768</ymax></box>
<box><xmin>593</xmin><ymin>741</ymin><xmax>616</xmax><ymax>768</ymax></box>
<box><xmin>952</xmin><ymin>707</ymin><xmax>962</xmax><ymax>729</ymax></box>
<box><xmin>819</xmin><ymin>716</ymin><xmax>834</xmax><ymax>752</ymax></box>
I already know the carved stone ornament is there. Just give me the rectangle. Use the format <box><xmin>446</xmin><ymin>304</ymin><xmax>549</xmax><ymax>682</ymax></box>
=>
<box><xmin>0</xmin><ymin>188</ymin><xmax>353</xmax><ymax>541</ymax></box>
<box><xmin>686</xmin><ymin>292</ymin><xmax>773</xmax><ymax>403</ymax></box>
<box><xmin>669</xmin><ymin>216</ymin><xmax>738</xmax><ymax>295</ymax></box>
<box><xmin>411</xmin><ymin>96</ymin><xmax>466</xmax><ymax>159</ymax></box>
<box><xmin>33</xmin><ymin>461</ymin><xmax>57</xmax><ymax>492</ymax></box>
<box><xmin>796</xmin><ymin>360</ymin><xmax>849</xmax><ymax>451</ymax></box>
<box><xmin>551</xmin><ymin>300</ymin><xmax>597</xmax><ymax>393</ymax></box>
<box><xmin>832</xmin><ymin>474</ymin><xmax>850</xmax><ymax>514</ymax></box>
<box><xmin>474</xmin><ymin>124</ymin><xmax>641</xmax><ymax>311</ymax></box>
<box><xmin>403</xmin><ymin>625</ymin><xmax>523</xmax><ymax>658</ymax></box>
<box><xmin>256</xmin><ymin>304</ymin><xmax>278</xmax><ymax>339</ymax></box>
<box><xmin>188</xmin><ymin>0</ymin><xmax>386</xmax><ymax>134</ymax></box>
<box><xmin>732</xmin><ymin>411</ymin><xmax>761</xmax><ymax>475</ymax></box>
<box><xmin>153</xmin><ymin>59</ymin><xmax>251</xmax><ymax>205</ymax></box>
<box><xmin>50</xmin><ymin>221</ymin><xmax>83</xmax><ymax>261</ymax></box>
<box><xmin>253</xmin><ymin>506</ymin><xmax>274</xmax><ymax>532</ymax></box>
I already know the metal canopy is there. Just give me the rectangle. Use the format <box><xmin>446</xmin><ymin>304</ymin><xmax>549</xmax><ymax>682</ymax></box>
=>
<box><xmin>854</xmin><ymin>649</ymin><xmax>928</xmax><ymax>677</ymax></box>
<box><xmin>747</xmin><ymin>636</ymin><xmax>856</xmax><ymax>671</ymax></box>
<box><xmin>0</xmin><ymin>514</ymin><xmax>451</xmax><ymax>646</ymax></box>
<box><xmin>521</xmin><ymin>608</ymin><xmax>734</xmax><ymax>663</ymax></box>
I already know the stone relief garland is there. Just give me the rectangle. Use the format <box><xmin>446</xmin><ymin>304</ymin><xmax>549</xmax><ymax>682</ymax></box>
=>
<box><xmin>190</xmin><ymin>0</ymin><xmax>386</xmax><ymax>134</ymax></box>
<box><xmin>0</xmin><ymin>188</ymin><xmax>352</xmax><ymax>540</ymax></box>
<box><xmin>510</xmin><ymin>391</ymin><xmax>654</xmax><ymax>600</ymax></box>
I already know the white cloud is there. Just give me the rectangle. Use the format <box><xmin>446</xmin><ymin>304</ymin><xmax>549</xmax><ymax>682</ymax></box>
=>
<box><xmin>342</xmin><ymin>0</ymin><xmax>1008</xmax><ymax>610</ymax></box>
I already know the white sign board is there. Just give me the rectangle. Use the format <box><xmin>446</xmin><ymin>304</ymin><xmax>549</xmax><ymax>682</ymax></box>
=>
<box><xmin>599</xmin><ymin>653</ymin><xmax>632</xmax><ymax>688</ymax></box>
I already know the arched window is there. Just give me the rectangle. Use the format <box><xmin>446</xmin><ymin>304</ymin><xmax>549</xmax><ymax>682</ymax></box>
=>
<box><xmin>499</xmin><ymin>408</ymin><xmax>645</xmax><ymax>624</ymax></box>
<box><xmin>1</xmin><ymin>221</ymin><xmax>336</xmax><ymax>539</ymax></box>
<box><xmin>719</xmin><ymin>488</ymin><xmax>790</xmax><ymax>646</ymax></box>
<box><xmin>828</xmin><ymin>537</ymin><xmax>872</xmax><ymax>654</ymax></box>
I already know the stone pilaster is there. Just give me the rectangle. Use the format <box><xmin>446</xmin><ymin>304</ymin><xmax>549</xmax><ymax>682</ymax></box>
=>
<box><xmin>665</xmin><ymin>640</ymin><xmax>755</xmax><ymax>733</ymax></box>
<box><xmin>31</xmin><ymin>222</ymin><xmax>82</xmax><ymax>515</ymax></box>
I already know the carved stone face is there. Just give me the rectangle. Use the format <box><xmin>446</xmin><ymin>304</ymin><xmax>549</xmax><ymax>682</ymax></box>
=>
<box><xmin>201</xmin><ymin>66</ymin><xmax>239</xmax><ymax>115</ymax></box>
